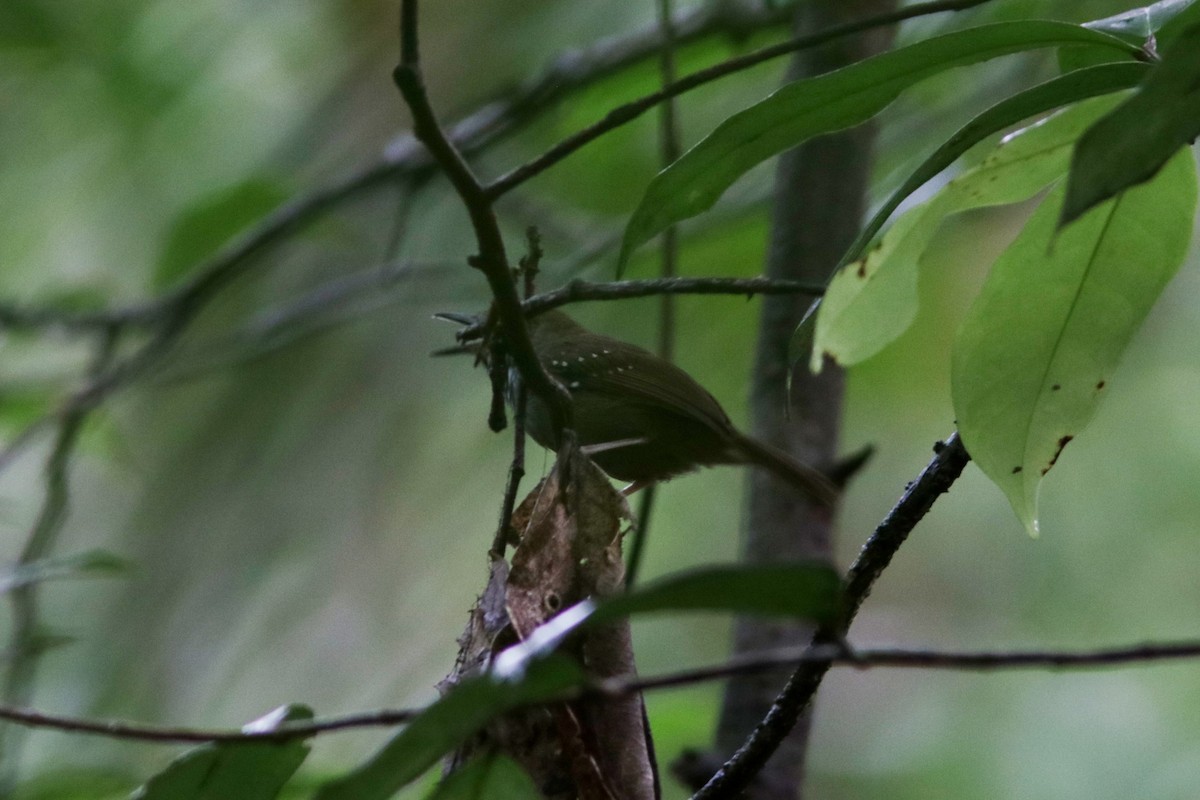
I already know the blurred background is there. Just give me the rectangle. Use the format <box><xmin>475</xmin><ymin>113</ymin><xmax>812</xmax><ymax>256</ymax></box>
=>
<box><xmin>1</xmin><ymin>0</ymin><xmax>1198</xmax><ymax>797</ymax></box>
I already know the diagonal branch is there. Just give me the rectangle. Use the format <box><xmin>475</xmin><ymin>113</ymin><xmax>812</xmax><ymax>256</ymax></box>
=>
<box><xmin>693</xmin><ymin>433</ymin><xmax>971</xmax><ymax>799</ymax></box>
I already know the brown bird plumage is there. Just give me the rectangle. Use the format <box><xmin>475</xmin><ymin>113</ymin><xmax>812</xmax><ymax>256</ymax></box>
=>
<box><xmin>516</xmin><ymin>311</ymin><xmax>838</xmax><ymax>507</ymax></box>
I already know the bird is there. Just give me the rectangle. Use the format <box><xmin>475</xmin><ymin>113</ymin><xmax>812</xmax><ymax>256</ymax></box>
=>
<box><xmin>508</xmin><ymin>310</ymin><xmax>838</xmax><ymax>507</ymax></box>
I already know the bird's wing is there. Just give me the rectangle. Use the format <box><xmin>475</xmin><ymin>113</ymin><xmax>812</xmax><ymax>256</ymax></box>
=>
<box><xmin>545</xmin><ymin>333</ymin><xmax>735</xmax><ymax>434</ymax></box>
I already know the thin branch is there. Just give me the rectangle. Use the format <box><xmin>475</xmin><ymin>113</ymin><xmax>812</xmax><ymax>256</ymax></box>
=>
<box><xmin>0</xmin><ymin>705</ymin><xmax>423</xmax><ymax>745</ymax></box>
<box><xmin>392</xmin><ymin>0</ymin><xmax>570</xmax><ymax>435</ymax></box>
<box><xmin>529</xmin><ymin>276</ymin><xmax>825</xmax><ymax>310</ymax></box>
<box><xmin>0</xmin><ymin>332</ymin><xmax>120</xmax><ymax>791</ymax></box>
<box><xmin>3</xmin><ymin>635</ymin><xmax>1200</xmax><ymax>745</ymax></box>
<box><xmin>629</xmin><ymin>0</ymin><xmax>685</xmax><ymax>591</ymax></box>
<box><xmin>693</xmin><ymin>433</ymin><xmax>971</xmax><ymax>800</ymax></box>
<box><xmin>453</xmin><ymin>276</ymin><xmax>825</xmax><ymax>343</ymax></box>
<box><xmin>486</xmin><ymin>0</ymin><xmax>997</xmax><ymax>198</ymax></box>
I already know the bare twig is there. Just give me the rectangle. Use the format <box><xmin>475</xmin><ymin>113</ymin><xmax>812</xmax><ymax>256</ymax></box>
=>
<box><xmin>486</xmin><ymin>0</ymin><xmax>998</xmax><ymax>198</ymax></box>
<box><xmin>0</xmin><ymin>332</ymin><xmax>120</xmax><ymax>791</ymax></box>
<box><xmin>453</xmin><ymin>276</ymin><xmax>825</xmax><ymax>344</ymax></box>
<box><xmin>694</xmin><ymin>433</ymin><xmax>971</xmax><ymax>800</ymax></box>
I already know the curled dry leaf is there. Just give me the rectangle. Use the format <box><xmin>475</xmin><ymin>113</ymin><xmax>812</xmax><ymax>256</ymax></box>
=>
<box><xmin>442</xmin><ymin>450</ymin><xmax>655</xmax><ymax>800</ymax></box>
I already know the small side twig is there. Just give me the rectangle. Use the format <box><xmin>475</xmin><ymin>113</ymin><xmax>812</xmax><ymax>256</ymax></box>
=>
<box><xmin>0</xmin><ymin>331</ymin><xmax>121</xmax><ymax>791</ymax></box>
<box><xmin>453</xmin><ymin>276</ymin><xmax>825</xmax><ymax>344</ymax></box>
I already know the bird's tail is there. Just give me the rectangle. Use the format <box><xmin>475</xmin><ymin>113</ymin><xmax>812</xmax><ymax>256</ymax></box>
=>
<box><xmin>730</xmin><ymin>431</ymin><xmax>840</xmax><ymax>508</ymax></box>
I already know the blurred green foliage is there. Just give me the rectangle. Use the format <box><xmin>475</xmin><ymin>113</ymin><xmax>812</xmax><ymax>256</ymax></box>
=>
<box><xmin>0</xmin><ymin>1</ymin><xmax>1198</xmax><ymax>798</ymax></box>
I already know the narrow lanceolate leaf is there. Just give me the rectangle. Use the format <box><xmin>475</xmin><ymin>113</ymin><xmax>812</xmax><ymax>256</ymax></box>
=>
<box><xmin>1062</xmin><ymin>22</ymin><xmax>1200</xmax><ymax>225</ymax></box>
<box><xmin>813</xmin><ymin>91</ymin><xmax>1131</xmax><ymax>370</ymax></box>
<box><xmin>314</xmin><ymin>658</ymin><xmax>584</xmax><ymax>800</ymax></box>
<box><xmin>617</xmin><ymin>21</ymin><xmax>1138</xmax><ymax>269</ymax></box>
<box><xmin>595</xmin><ymin>562</ymin><xmax>840</xmax><ymax>625</ymax></box>
<box><xmin>425</xmin><ymin>755</ymin><xmax>541</xmax><ymax>800</ymax></box>
<box><xmin>494</xmin><ymin>562</ymin><xmax>841</xmax><ymax>677</ymax></box>
<box><xmin>130</xmin><ymin>705</ymin><xmax>313</xmax><ymax>800</ymax></box>
<box><xmin>952</xmin><ymin>149</ymin><xmax>1197</xmax><ymax>535</ymax></box>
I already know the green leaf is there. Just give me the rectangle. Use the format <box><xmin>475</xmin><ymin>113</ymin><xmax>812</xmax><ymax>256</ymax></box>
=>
<box><xmin>596</xmin><ymin>562</ymin><xmax>840</xmax><ymax>624</ymax></box>
<box><xmin>813</xmin><ymin>90</ymin><xmax>1130</xmax><ymax>370</ymax></box>
<box><xmin>617</xmin><ymin>21</ymin><xmax>1138</xmax><ymax>270</ymax></box>
<box><xmin>0</xmin><ymin>549</ymin><xmax>129</xmax><ymax>594</ymax></box>
<box><xmin>155</xmin><ymin>179</ymin><xmax>288</xmax><ymax>290</ymax></box>
<box><xmin>318</xmin><ymin>562</ymin><xmax>837</xmax><ymax>800</ymax></box>
<box><xmin>952</xmin><ymin>149</ymin><xmax>1197</xmax><ymax>534</ymax></box>
<box><xmin>1083</xmin><ymin>0</ymin><xmax>1197</xmax><ymax>39</ymax></box>
<box><xmin>314</xmin><ymin>658</ymin><xmax>584</xmax><ymax>800</ymax></box>
<box><xmin>130</xmin><ymin>705</ymin><xmax>314</xmax><ymax>800</ymax></box>
<box><xmin>494</xmin><ymin>562</ymin><xmax>841</xmax><ymax>678</ymax></box>
<box><xmin>424</xmin><ymin>755</ymin><xmax>541</xmax><ymax>800</ymax></box>
<box><xmin>1061</xmin><ymin>22</ymin><xmax>1200</xmax><ymax>225</ymax></box>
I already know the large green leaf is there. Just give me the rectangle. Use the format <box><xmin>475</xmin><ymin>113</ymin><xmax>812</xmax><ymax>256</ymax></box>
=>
<box><xmin>813</xmin><ymin>91</ymin><xmax>1130</xmax><ymax>370</ymax></box>
<box><xmin>318</xmin><ymin>560</ymin><xmax>838</xmax><ymax>800</ymax></box>
<box><xmin>494</xmin><ymin>562</ymin><xmax>840</xmax><ymax>678</ymax></box>
<box><xmin>130</xmin><ymin>705</ymin><xmax>313</xmax><ymax>800</ymax></box>
<box><xmin>314</xmin><ymin>658</ymin><xmax>583</xmax><ymax>800</ymax></box>
<box><xmin>596</xmin><ymin>562</ymin><xmax>839</xmax><ymax>624</ymax></box>
<box><xmin>1061</xmin><ymin>22</ymin><xmax>1200</xmax><ymax>225</ymax></box>
<box><xmin>617</xmin><ymin>21</ymin><xmax>1138</xmax><ymax>269</ymax></box>
<box><xmin>424</xmin><ymin>755</ymin><xmax>541</xmax><ymax>800</ymax></box>
<box><xmin>952</xmin><ymin>149</ymin><xmax>1197</xmax><ymax>534</ymax></box>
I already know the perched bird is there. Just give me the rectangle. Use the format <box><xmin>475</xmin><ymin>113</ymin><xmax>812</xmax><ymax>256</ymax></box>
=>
<box><xmin>510</xmin><ymin>310</ymin><xmax>838</xmax><ymax>507</ymax></box>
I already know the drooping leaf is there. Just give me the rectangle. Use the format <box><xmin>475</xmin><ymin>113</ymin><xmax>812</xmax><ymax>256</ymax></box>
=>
<box><xmin>0</xmin><ymin>549</ymin><xmax>129</xmax><ymax>594</ymax></box>
<box><xmin>617</xmin><ymin>21</ymin><xmax>1138</xmax><ymax>269</ymax></box>
<box><xmin>155</xmin><ymin>179</ymin><xmax>288</xmax><ymax>290</ymax></box>
<box><xmin>813</xmin><ymin>91</ymin><xmax>1129</xmax><ymax>370</ymax></box>
<box><xmin>596</xmin><ymin>562</ymin><xmax>840</xmax><ymax>625</ymax></box>
<box><xmin>952</xmin><ymin>149</ymin><xmax>1197</xmax><ymax>534</ymax></box>
<box><xmin>494</xmin><ymin>562</ymin><xmax>841</xmax><ymax>677</ymax></box>
<box><xmin>314</xmin><ymin>657</ymin><xmax>584</xmax><ymax>800</ymax></box>
<box><xmin>424</xmin><ymin>755</ymin><xmax>541</xmax><ymax>800</ymax></box>
<box><xmin>130</xmin><ymin>705</ymin><xmax>314</xmax><ymax>800</ymax></box>
<box><xmin>1061</xmin><ymin>22</ymin><xmax>1200</xmax><ymax>225</ymax></box>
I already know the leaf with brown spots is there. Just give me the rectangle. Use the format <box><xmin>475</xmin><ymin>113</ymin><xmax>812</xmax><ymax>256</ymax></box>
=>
<box><xmin>953</xmin><ymin>149</ymin><xmax>1197</xmax><ymax>534</ymax></box>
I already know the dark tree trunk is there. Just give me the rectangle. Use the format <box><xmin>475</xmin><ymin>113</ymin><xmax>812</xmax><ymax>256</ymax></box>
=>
<box><xmin>714</xmin><ymin>2</ymin><xmax>897</xmax><ymax>798</ymax></box>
